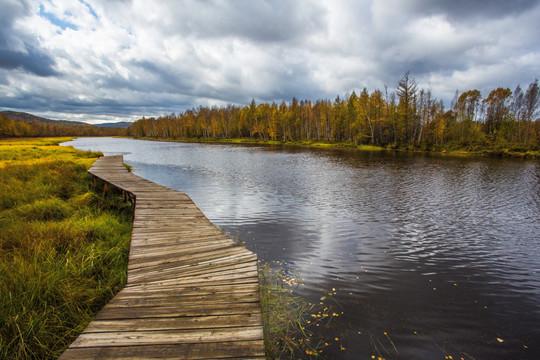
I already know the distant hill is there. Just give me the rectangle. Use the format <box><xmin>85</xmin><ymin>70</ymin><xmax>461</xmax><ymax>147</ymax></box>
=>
<box><xmin>1</xmin><ymin>111</ymin><xmax>94</xmax><ymax>128</ymax></box>
<box><xmin>95</xmin><ymin>122</ymin><xmax>132</xmax><ymax>128</ymax></box>
<box><xmin>1</xmin><ymin>110</ymin><xmax>129</xmax><ymax>138</ymax></box>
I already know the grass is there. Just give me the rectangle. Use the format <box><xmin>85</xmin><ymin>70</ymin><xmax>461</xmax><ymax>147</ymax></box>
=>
<box><xmin>258</xmin><ymin>263</ymin><xmax>317</xmax><ymax>358</ymax></box>
<box><xmin>259</xmin><ymin>262</ymin><xmax>341</xmax><ymax>359</ymax></box>
<box><xmin>0</xmin><ymin>138</ymin><xmax>133</xmax><ymax>359</ymax></box>
<box><xmin>136</xmin><ymin>136</ymin><xmax>389</xmax><ymax>153</ymax></box>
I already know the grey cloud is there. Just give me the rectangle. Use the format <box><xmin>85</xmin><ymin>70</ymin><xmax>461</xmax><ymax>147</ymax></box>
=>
<box><xmin>0</xmin><ymin>91</ymin><xmax>50</xmax><ymax>110</ymax></box>
<box><xmin>265</xmin><ymin>65</ymin><xmax>324</xmax><ymax>102</ymax></box>
<box><xmin>131</xmin><ymin>60</ymin><xmax>198</xmax><ymax>93</ymax></box>
<box><xmin>0</xmin><ymin>0</ymin><xmax>59</xmax><ymax>76</ymax></box>
<box><xmin>0</xmin><ymin>49</ymin><xmax>59</xmax><ymax>76</ymax></box>
<box><xmin>366</xmin><ymin>0</ymin><xmax>540</xmax><ymax>95</ymax></box>
<box><xmin>411</xmin><ymin>0</ymin><xmax>540</xmax><ymax>20</ymax></box>
<box><xmin>152</xmin><ymin>0</ymin><xmax>328</xmax><ymax>44</ymax></box>
<box><xmin>0</xmin><ymin>0</ymin><xmax>31</xmax><ymax>43</ymax></box>
<box><xmin>0</xmin><ymin>90</ymin><xmax>177</xmax><ymax>119</ymax></box>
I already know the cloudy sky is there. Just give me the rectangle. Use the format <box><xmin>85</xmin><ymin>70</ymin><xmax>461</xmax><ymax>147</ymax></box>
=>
<box><xmin>1</xmin><ymin>0</ymin><xmax>539</xmax><ymax>124</ymax></box>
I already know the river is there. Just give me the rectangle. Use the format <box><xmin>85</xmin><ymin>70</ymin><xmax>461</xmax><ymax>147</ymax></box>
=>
<box><xmin>63</xmin><ymin>137</ymin><xmax>540</xmax><ymax>359</ymax></box>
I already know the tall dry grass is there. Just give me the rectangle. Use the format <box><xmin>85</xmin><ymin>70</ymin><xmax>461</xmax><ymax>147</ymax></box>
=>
<box><xmin>0</xmin><ymin>138</ymin><xmax>133</xmax><ymax>359</ymax></box>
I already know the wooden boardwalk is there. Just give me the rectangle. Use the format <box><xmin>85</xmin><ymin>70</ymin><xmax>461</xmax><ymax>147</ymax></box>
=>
<box><xmin>60</xmin><ymin>156</ymin><xmax>266</xmax><ymax>359</ymax></box>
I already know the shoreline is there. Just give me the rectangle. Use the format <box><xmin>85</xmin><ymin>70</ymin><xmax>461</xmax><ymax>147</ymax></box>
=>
<box><xmin>129</xmin><ymin>136</ymin><xmax>540</xmax><ymax>160</ymax></box>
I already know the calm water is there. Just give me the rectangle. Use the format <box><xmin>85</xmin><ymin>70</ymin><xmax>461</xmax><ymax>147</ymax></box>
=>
<box><xmin>64</xmin><ymin>138</ymin><xmax>540</xmax><ymax>359</ymax></box>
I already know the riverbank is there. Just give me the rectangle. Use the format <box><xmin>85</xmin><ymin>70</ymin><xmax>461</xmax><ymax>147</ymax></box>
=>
<box><xmin>0</xmin><ymin>138</ymin><xmax>133</xmax><ymax>359</ymax></box>
<box><xmin>132</xmin><ymin>136</ymin><xmax>540</xmax><ymax>159</ymax></box>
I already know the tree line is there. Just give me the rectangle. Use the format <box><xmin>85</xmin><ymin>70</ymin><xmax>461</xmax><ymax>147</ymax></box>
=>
<box><xmin>129</xmin><ymin>73</ymin><xmax>540</xmax><ymax>152</ymax></box>
<box><xmin>0</xmin><ymin>114</ymin><xmax>126</xmax><ymax>138</ymax></box>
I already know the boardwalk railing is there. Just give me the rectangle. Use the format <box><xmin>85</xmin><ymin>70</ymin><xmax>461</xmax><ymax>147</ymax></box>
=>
<box><xmin>60</xmin><ymin>156</ymin><xmax>266</xmax><ymax>359</ymax></box>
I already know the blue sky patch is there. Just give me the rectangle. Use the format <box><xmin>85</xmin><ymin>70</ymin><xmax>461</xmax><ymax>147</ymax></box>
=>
<box><xmin>39</xmin><ymin>4</ymin><xmax>78</xmax><ymax>31</ymax></box>
<box><xmin>80</xmin><ymin>0</ymin><xmax>98</xmax><ymax>19</ymax></box>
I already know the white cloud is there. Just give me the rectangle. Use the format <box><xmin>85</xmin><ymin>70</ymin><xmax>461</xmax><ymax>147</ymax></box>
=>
<box><xmin>0</xmin><ymin>0</ymin><xmax>539</xmax><ymax>123</ymax></box>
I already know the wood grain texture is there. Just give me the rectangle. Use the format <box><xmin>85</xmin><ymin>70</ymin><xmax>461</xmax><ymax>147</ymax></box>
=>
<box><xmin>60</xmin><ymin>156</ymin><xmax>265</xmax><ymax>359</ymax></box>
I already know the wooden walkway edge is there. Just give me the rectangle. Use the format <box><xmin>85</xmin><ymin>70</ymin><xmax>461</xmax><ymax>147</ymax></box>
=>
<box><xmin>60</xmin><ymin>156</ymin><xmax>266</xmax><ymax>359</ymax></box>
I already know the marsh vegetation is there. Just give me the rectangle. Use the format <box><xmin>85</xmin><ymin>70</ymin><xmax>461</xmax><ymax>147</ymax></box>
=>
<box><xmin>0</xmin><ymin>138</ymin><xmax>133</xmax><ymax>359</ymax></box>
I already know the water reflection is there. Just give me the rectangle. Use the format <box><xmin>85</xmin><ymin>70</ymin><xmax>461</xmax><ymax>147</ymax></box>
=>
<box><xmin>64</xmin><ymin>138</ymin><xmax>540</xmax><ymax>359</ymax></box>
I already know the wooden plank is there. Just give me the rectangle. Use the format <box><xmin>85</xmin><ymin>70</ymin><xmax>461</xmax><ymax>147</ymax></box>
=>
<box><xmin>127</xmin><ymin>247</ymin><xmax>250</xmax><ymax>271</ymax></box>
<box><xmin>127</xmin><ymin>262</ymin><xmax>259</xmax><ymax>286</ymax></box>
<box><xmin>127</xmin><ymin>254</ymin><xmax>257</xmax><ymax>278</ymax></box>
<box><xmin>99</xmin><ymin>292</ymin><xmax>261</xmax><ymax>310</ymax></box>
<box><xmin>69</xmin><ymin>327</ymin><xmax>264</xmax><ymax>348</ymax></box>
<box><xmin>119</xmin><ymin>283</ymin><xmax>260</xmax><ymax>297</ymax></box>
<box><xmin>105</xmin><ymin>289</ymin><xmax>260</xmax><ymax>308</ymax></box>
<box><xmin>60</xmin><ymin>341</ymin><xmax>266</xmax><ymax>359</ymax></box>
<box><xmin>83</xmin><ymin>313</ymin><xmax>264</xmax><ymax>332</ymax></box>
<box><xmin>94</xmin><ymin>303</ymin><xmax>263</xmax><ymax>320</ymax></box>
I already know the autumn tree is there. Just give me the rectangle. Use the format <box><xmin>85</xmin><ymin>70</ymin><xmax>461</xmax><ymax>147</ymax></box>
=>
<box><xmin>522</xmin><ymin>80</ymin><xmax>540</xmax><ymax>145</ymax></box>
<box><xmin>453</xmin><ymin>89</ymin><xmax>482</xmax><ymax>145</ymax></box>
<box><xmin>396</xmin><ymin>72</ymin><xmax>418</xmax><ymax>145</ymax></box>
<box><xmin>482</xmin><ymin>88</ymin><xmax>512</xmax><ymax>138</ymax></box>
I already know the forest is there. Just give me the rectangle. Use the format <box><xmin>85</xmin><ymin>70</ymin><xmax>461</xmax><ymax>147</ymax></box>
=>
<box><xmin>0</xmin><ymin>114</ymin><xmax>126</xmax><ymax>138</ymax></box>
<box><xmin>129</xmin><ymin>74</ymin><xmax>540</xmax><ymax>154</ymax></box>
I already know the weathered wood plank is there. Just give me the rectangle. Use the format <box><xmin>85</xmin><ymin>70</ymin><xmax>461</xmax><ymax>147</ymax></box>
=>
<box><xmin>83</xmin><ymin>313</ymin><xmax>263</xmax><ymax>332</ymax></box>
<box><xmin>60</xmin><ymin>341</ymin><xmax>266</xmax><ymax>360</ymax></box>
<box><xmin>94</xmin><ymin>303</ymin><xmax>263</xmax><ymax>320</ymax></box>
<box><xmin>70</xmin><ymin>327</ymin><xmax>264</xmax><ymax>348</ymax></box>
<box><xmin>104</xmin><ymin>289</ymin><xmax>260</xmax><ymax>308</ymax></box>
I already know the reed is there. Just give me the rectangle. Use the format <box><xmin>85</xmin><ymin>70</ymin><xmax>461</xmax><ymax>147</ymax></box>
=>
<box><xmin>258</xmin><ymin>263</ymin><xmax>326</xmax><ymax>358</ymax></box>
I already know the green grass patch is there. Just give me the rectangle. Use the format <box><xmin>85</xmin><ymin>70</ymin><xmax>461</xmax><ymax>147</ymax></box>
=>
<box><xmin>137</xmin><ymin>136</ymin><xmax>389</xmax><ymax>153</ymax></box>
<box><xmin>0</xmin><ymin>138</ymin><xmax>133</xmax><ymax>359</ymax></box>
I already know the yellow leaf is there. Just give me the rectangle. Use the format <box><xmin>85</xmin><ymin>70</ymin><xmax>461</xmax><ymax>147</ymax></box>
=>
<box><xmin>497</xmin><ymin>338</ymin><xmax>504</xmax><ymax>343</ymax></box>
